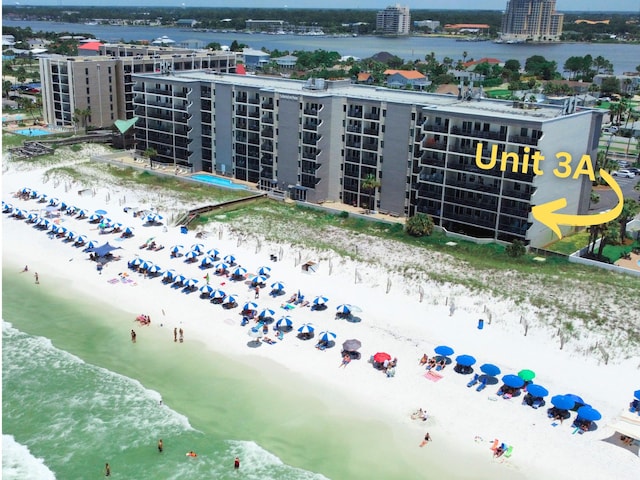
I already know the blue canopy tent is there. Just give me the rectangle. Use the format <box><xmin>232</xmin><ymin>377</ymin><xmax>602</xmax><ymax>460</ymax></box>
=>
<box><xmin>87</xmin><ymin>242</ymin><xmax>122</xmax><ymax>258</ymax></box>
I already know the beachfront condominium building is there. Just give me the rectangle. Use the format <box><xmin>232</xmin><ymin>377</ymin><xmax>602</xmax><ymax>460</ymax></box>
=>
<box><xmin>376</xmin><ymin>5</ymin><xmax>411</xmax><ymax>36</ymax></box>
<box><xmin>500</xmin><ymin>0</ymin><xmax>564</xmax><ymax>42</ymax></box>
<box><xmin>39</xmin><ymin>44</ymin><xmax>236</xmax><ymax>129</ymax></box>
<box><xmin>131</xmin><ymin>71</ymin><xmax>603</xmax><ymax>248</ymax></box>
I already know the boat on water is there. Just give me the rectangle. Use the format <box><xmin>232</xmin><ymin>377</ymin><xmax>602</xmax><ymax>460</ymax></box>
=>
<box><xmin>152</xmin><ymin>35</ymin><xmax>176</xmax><ymax>45</ymax></box>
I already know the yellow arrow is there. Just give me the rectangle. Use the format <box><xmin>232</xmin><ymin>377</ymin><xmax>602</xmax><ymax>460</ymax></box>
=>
<box><xmin>532</xmin><ymin>170</ymin><xmax>624</xmax><ymax>239</ymax></box>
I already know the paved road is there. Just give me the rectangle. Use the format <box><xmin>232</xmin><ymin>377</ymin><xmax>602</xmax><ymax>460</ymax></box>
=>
<box><xmin>590</xmin><ymin>175</ymin><xmax>639</xmax><ymax>213</ymax></box>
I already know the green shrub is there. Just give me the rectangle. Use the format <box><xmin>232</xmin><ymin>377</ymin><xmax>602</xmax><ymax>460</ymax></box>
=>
<box><xmin>405</xmin><ymin>213</ymin><xmax>434</xmax><ymax>237</ymax></box>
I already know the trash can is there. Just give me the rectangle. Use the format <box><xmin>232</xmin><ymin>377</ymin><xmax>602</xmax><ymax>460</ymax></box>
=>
<box><xmin>180</xmin><ymin>226</ymin><xmax>188</xmax><ymax>234</ymax></box>
<box><xmin>477</xmin><ymin>319</ymin><xmax>484</xmax><ymax>330</ymax></box>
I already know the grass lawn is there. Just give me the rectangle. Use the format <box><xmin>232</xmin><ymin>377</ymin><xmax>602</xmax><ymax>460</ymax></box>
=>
<box><xmin>544</xmin><ymin>231</ymin><xmax>589</xmax><ymax>254</ymax></box>
<box><xmin>602</xmin><ymin>240</ymin><xmax>640</xmax><ymax>263</ymax></box>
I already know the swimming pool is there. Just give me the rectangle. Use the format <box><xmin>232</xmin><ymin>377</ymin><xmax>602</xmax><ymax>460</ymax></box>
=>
<box><xmin>14</xmin><ymin>128</ymin><xmax>52</xmax><ymax>137</ymax></box>
<box><xmin>190</xmin><ymin>173</ymin><xmax>250</xmax><ymax>190</ymax></box>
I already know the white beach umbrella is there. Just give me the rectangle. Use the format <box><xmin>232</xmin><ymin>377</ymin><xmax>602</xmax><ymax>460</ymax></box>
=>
<box><xmin>148</xmin><ymin>265</ymin><xmax>163</xmax><ymax>275</ymax></box>
<box><xmin>210</xmin><ymin>289</ymin><xmax>226</xmax><ymax>300</ymax></box>
<box><xmin>276</xmin><ymin>316</ymin><xmax>293</xmax><ymax>330</ymax></box>
<box><xmin>258</xmin><ymin>266</ymin><xmax>272</xmax><ymax>276</ymax></box>
<box><xmin>199</xmin><ymin>284</ymin><xmax>215</xmax><ymax>295</ymax></box>
<box><xmin>184</xmin><ymin>278</ymin><xmax>199</xmax><ymax>288</ymax></box>
<box><xmin>224</xmin><ymin>294</ymin><xmax>238</xmax><ymax>305</ymax></box>
<box><xmin>173</xmin><ymin>275</ymin><xmax>187</xmax><ymax>286</ymax></box>
<box><xmin>162</xmin><ymin>269</ymin><xmax>177</xmax><ymax>280</ymax></box>
<box><xmin>224</xmin><ymin>254</ymin><xmax>236</xmax><ymax>264</ymax></box>
<box><xmin>313</xmin><ymin>295</ymin><xmax>329</xmax><ymax>306</ymax></box>
<box><xmin>258</xmin><ymin>308</ymin><xmax>276</xmax><ymax>320</ymax></box>
<box><xmin>206</xmin><ymin>248</ymin><xmax>219</xmax><ymax>258</ymax></box>
<box><xmin>184</xmin><ymin>250</ymin><xmax>199</xmax><ymax>260</ymax></box>
<box><xmin>270</xmin><ymin>281</ymin><xmax>285</xmax><ymax>292</ymax></box>
<box><xmin>231</xmin><ymin>267</ymin><xmax>247</xmax><ymax>278</ymax></box>
<box><xmin>85</xmin><ymin>240</ymin><xmax>99</xmax><ymax>249</ymax></box>
<box><xmin>200</xmin><ymin>256</ymin><xmax>215</xmax><ymax>267</ymax></box>
<box><xmin>243</xmin><ymin>301</ymin><xmax>258</xmax><ymax>312</ymax></box>
<box><xmin>75</xmin><ymin>235</ymin><xmax>88</xmax><ymax>245</ymax></box>
<box><xmin>191</xmin><ymin>243</ymin><xmax>205</xmax><ymax>253</ymax></box>
<box><xmin>319</xmin><ymin>331</ymin><xmax>337</xmax><ymax>343</ymax></box>
<box><xmin>297</xmin><ymin>323</ymin><xmax>315</xmax><ymax>334</ymax></box>
<box><xmin>247</xmin><ymin>326</ymin><xmax>263</xmax><ymax>339</ymax></box>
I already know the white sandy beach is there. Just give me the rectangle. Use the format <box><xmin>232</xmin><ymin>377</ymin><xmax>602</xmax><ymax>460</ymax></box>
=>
<box><xmin>2</xmin><ymin>150</ymin><xmax>640</xmax><ymax>480</ymax></box>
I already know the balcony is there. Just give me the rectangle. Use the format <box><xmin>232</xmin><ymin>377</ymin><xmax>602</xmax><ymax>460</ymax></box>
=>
<box><xmin>261</xmin><ymin>115</ymin><xmax>274</xmax><ymax>124</ymax></box>
<box><xmin>362</xmin><ymin>142</ymin><xmax>378</xmax><ymax>152</ymax></box>
<box><xmin>422</xmin><ymin>140</ymin><xmax>447</xmax><ymax>151</ymax></box>
<box><xmin>261</xmin><ymin>127</ymin><xmax>273</xmax><ymax>137</ymax></box>
<box><xmin>502</xmin><ymin>188</ymin><xmax>533</xmax><ymax>200</ymax></box>
<box><xmin>364</xmin><ymin>112</ymin><xmax>380</xmax><ymax>120</ymax></box>
<box><xmin>451</xmin><ymin>126</ymin><xmax>505</xmax><ymax>141</ymax></box>
<box><xmin>509</xmin><ymin>135</ymin><xmax>538</xmax><ymax>146</ymax></box>
<box><xmin>304</xmin><ymin>121</ymin><xmax>319</xmax><ymax>131</ymax></box>
<box><xmin>261</xmin><ymin>142</ymin><xmax>274</xmax><ymax>152</ymax></box>
<box><xmin>420</xmin><ymin>153</ymin><xmax>445</xmax><ymax>167</ymax></box>
<box><xmin>363</xmin><ymin>127</ymin><xmax>379</xmax><ymax>136</ymax></box>
<box><xmin>444</xmin><ymin>194</ymin><xmax>497</xmax><ymax>211</ymax></box>
<box><xmin>443</xmin><ymin>210</ymin><xmax>496</xmax><ymax>229</ymax></box>
<box><xmin>262</xmin><ymin>101</ymin><xmax>274</xmax><ymax>110</ymax></box>
<box><xmin>423</xmin><ymin>124</ymin><xmax>448</xmax><ymax>133</ymax></box>
<box><xmin>347</xmin><ymin>108</ymin><xmax>363</xmax><ymax>118</ymax></box>
<box><xmin>500</xmin><ymin>205</ymin><xmax>529</xmax><ymax>218</ymax></box>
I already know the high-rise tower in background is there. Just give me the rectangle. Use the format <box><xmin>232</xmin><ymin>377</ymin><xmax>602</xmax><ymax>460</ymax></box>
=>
<box><xmin>500</xmin><ymin>0</ymin><xmax>564</xmax><ymax>42</ymax></box>
<box><xmin>376</xmin><ymin>4</ymin><xmax>411</xmax><ymax>36</ymax></box>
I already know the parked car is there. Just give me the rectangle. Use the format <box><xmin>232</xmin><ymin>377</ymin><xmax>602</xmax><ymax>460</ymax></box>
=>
<box><xmin>627</xmin><ymin>167</ymin><xmax>640</xmax><ymax>175</ymax></box>
<box><xmin>612</xmin><ymin>169</ymin><xmax>636</xmax><ymax>178</ymax></box>
<box><xmin>603</xmin><ymin>126</ymin><xmax>618</xmax><ymax>134</ymax></box>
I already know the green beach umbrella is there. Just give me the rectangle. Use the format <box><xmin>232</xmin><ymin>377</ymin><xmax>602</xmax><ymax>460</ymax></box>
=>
<box><xmin>518</xmin><ymin>369</ymin><xmax>536</xmax><ymax>382</ymax></box>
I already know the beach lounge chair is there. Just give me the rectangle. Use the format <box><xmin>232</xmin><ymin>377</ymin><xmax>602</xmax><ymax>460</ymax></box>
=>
<box><xmin>531</xmin><ymin>398</ymin><xmax>544</xmax><ymax>409</ymax></box>
<box><xmin>467</xmin><ymin>373</ymin><xmax>479</xmax><ymax>388</ymax></box>
<box><xmin>503</xmin><ymin>445</ymin><xmax>514</xmax><ymax>458</ymax></box>
<box><xmin>476</xmin><ymin>378</ymin><xmax>488</xmax><ymax>392</ymax></box>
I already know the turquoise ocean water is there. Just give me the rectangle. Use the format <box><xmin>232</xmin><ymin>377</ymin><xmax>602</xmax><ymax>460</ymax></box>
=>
<box><xmin>2</xmin><ymin>267</ymin><xmax>434</xmax><ymax>480</ymax></box>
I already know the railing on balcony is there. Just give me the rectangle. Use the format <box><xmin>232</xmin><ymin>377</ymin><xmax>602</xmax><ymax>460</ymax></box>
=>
<box><xmin>509</xmin><ymin>135</ymin><xmax>538</xmax><ymax>146</ymax></box>
<box><xmin>423</xmin><ymin>124</ymin><xmax>448</xmax><ymax>133</ymax></box>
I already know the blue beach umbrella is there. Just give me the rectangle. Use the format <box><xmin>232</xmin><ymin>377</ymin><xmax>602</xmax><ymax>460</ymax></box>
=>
<box><xmin>66</xmin><ymin>230</ymin><xmax>77</xmax><ymax>240</ymax></box>
<box><xmin>75</xmin><ymin>235</ymin><xmax>88</xmax><ymax>245</ymax></box>
<box><xmin>30</xmin><ymin>190</ymin><xmax>39</xmax><ymax>198</ymax></box>
<box><xmin>336</xmin><ymin>304</ymin><xmax>352</xmax><ymax>314</ymax></box>
<box><xmin>199</xmin><ymin>284</ymin><xmax>215</xmax><ymax>295</ymax></box>
<box><xmin>141</xmin><ymin>260</ymin><xmax>155</xmax><ymax>271</ymax></box>
<box><xmin>95</xmin><ymin>209</ymin><xmax>107</xmax><ymax>216</ymax></box>
<box><xmin>184</xmin><ymin>250</ymin><xmax>199</xmax><ymax>260</ymax></box>
<box><xmin>200</xmin><ymin>256</ymin><xmax>215</xmax><ymax>267</ymax></box>
<box><xmin>224</xmin><ymin>294</ymin><xmax>238</xmax><ymax>305</ymax></box>
<box><xmin>551</xmin><ymin>395</ymin><xmax>575</xmax><ymax>410</ymax></box>
<box><xmin>173</xmin><ymin>275</ymin><xmax>187</xmax><ymax>286</ymax></box>
<box><xmin>319</xmin><ymin>331</ymin><xmax>337</xmax><ymax>342</ymax></box>
<box><xmin>191</xmin><ymin>243</ymin><xmax>205</xmax><ymax>253</ymax></box>
<box><xmin>48</xmin><ymin>197</ymin><xmax>60</xmax><ymax>206</ymax></box>
<box><xmin>250</xmin><ymin>274</ymin><xmax>268</xmax><ymax>285</ymax></box>
<box><xmin>170</xmin><ymin>245</ymin><xmax>184</xmax><ymax>255</ymax></box>
<box><xmin>184</xmin><ymin>278</ymin><xmax>199</xmax><ymax>288</ymax></box>
<box><xmin>480</xmin><ymin>363</ymin><xmax>501</xmax><ymax>376</ymax></box>
<box><xmin>565</xmin><ymin>394</ymin><xmax>585</xmax><ymax>408</ymax></box>
<box><xmin>633</xmin><ymin>390</ymin><xmax>640</xmax><ymax>401</ymax></box>
<box><xmin>162</xmin><ymin>269</ymin><xmax>176</xmax><ymax>279</ymax></box>
<box><xmin>313</xmin><ymin>295</ymin><xmax>329</xmax><ymax>306</ymax></box>
<box><xmin>206</xmin><ymin>248</ymin><xmax>219</xmax><ymax>258</ymax></box>
<box><xmin>88</xmin><ymin>213</ymin><xmax>101</xmax><ymax>222</ymax></box>
<box><xmin>276</xmin><ymin>316</ymin><xmax>293</xmax><ymax>330</ymax></box>
<box><xmin>455</xmin><ymin>354</ymin><xmax>476</xmax><ymax>367</ymax></box>
<box><xmin>502</xmin><ymin>374</ymin><xmax>525</xmax><ymax>389</ymax></box>
<box><xmin>76</xmin><ymin>209</ymin><xmax>88</xmax><ymax>218</ymax></box>
<box><xmin>129</xmin><ymin>257</ymin><xmax>145</xmax><ymax>267</ymax></box>
<box><xmin>210</xmin><ymin>289</ymin><xmax>226</xmax><ymax>300</ymax></box>
<box><xmin>434</xmin><ymin>345</ymin><xmax>454</xmax><ymax>357</ymax></box>
<box><xmin>576</xmin><ymin>406</ymin><xmax>601</xmax><ymax>422</ymax></box>
<box><xmin>27</xmin><ymin>212</ymin><xmax>38</xmax><ymax>222</ymax></box>
<box><xmin>123</xmin><ymin>227</ymin><xmax>134</xmax><ymax>235</ymax></box>
<box><xmin>85</xmin><ymin>240</ymin><xmax>99</xmax><ymax>250</ymax></box>
<box><xmin>258</xmin><ymin>266</ymin><xmax>271</xmax><ymax>276</ymax></box>
<box><xmin>148</xmin><ymin>265</ymin><xmax>163</xmax><ymax>275</ymax></box>
<box><xmin>258</xmin><ymin>308</ymin><xmax>276</xmax><ymax>319</ymax></box>
<box><xmin>270</xmin><ymin>281</ymin><xmax>285</xmax><ymax>292</ymax></box>
<box><xmin>243</xmin><ymin>301</ymin><xmax>258</xmax><ymax>312</ymax></box>
<box><xmin>526</xmin><ymin>384</ymin><xmax>549</xmax><ymax>398</ymax></box>
<box><xmin>215</xmin><ymin>262</ymin><xmax>229</xmax><ymax>271</ymax></box>
<box><xmin>298</xmin><ymin>323</ymin><xmax>315</xmax><ymax>334</ymax></box>
<box><xmin>224</xmin><ymin>254</ymin><xmax>236</xmax><ymax>264</ymax></box>
<box><xmin>231</xmin><ymin>267</ymin><xmax>247</xmax><ymax>278</ymax></box>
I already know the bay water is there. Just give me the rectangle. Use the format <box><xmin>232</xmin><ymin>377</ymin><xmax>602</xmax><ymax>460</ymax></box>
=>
<box><xmin>2</xmin><ymin>266</ymin><xmax>435</xmax><ymax>479</ymax></box>
<box><xmin>4</xmin><ymin>19</ymin><xmax>639</xmax><ymax>74</ymax></box>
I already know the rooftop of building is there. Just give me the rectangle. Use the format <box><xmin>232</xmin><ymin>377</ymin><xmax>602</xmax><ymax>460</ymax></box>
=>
<box><xmin>131</xmin><ymin>71</ymin><xmax>598</xmax><ymax>122</ymax></box>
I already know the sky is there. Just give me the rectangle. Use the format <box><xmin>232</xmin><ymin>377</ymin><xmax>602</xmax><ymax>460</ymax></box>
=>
<box><xmin>1</xmin><ymin>1</ymin><xmax>638</xmax><ymax>12</ymax></box>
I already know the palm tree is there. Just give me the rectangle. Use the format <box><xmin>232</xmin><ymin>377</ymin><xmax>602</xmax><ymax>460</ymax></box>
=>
<box><xmin>361</xmin><ymin>173</ymin><xmax>381</xmax><ymax>213</ymax></box>
<box><xmin>143</xmin><ymin>147</ymin><xmax>158</xmax><ymax>168</ymax></box>
<box><xmin>597</xmin><ymin>221</ymin><xmax>620</xmax><ymax>258</ymax></box>
<box><xmin>73</xmin><ymin>108</ymin><xmax>91</xmax><ymax>133</ymax></box>
<box><xmin>618</xmin><ymin>199</ymin><xmax>640</xmax><ymax>244</ymax></box>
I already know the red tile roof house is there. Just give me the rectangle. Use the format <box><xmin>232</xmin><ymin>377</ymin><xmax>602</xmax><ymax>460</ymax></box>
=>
<box><xmin>383</xmin><ymin>69</ymin><xmax>430</xmax><ymax>90</ymax></box>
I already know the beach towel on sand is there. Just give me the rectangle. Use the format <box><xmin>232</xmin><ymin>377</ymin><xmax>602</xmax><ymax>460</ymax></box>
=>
<box><xmin>424</xmin><ymin>371</ymin><xmax>443</xmax><ymax>382</ymax></box>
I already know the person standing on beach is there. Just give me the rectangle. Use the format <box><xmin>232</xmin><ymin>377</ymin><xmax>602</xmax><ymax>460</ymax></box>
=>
<box><xmin>254</xmin><ymin>286</ymin><xmax>260</xmax><ymax>299</ymax></box>
<box><xmin>179</xmin><ymin>328</ymin><xmax>184</xmax><ymax>343</ymax></box>
<box><xmin>419</xmin><ymin>432</ymin><xmax>432</xmax><ymax>447</ymax></box>
<box><xmin>158</xmin><ymin>439</ymin><xmax>163</xmax><ymax>453</ymax></box>
<box><xmin>234</xmin><ymin>456</ymin><xmax>240</xmax><ymax>469</ymax></box>
<box><xmin>105</xmin><ymin>463</ymin><xmax>111</xmax><ymax>476</ymax></box>
<box><xmin>174</xmin><ymin>327</ymin><xmax>178</xmax><ymax>342</ymax></box>
<box><xmin>131</xmin><ymin>329</ymin><xmax>137</xmax><ymax>343</ymax></box>
<box><xmin>34</xmin><ymin>272</ymin><xmax>39</xmax><ymax>284</ymax></box>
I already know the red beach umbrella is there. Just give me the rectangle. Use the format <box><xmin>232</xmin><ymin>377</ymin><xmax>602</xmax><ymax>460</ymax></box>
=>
<box><xmin>373</xmin><ymin>352</ymin><xmax>391</xmax><ymax>363</ymax></box>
